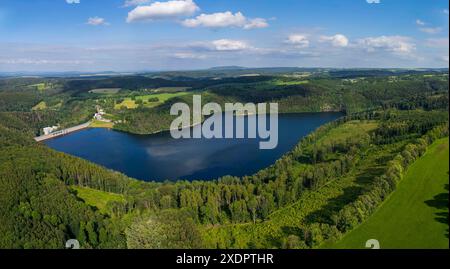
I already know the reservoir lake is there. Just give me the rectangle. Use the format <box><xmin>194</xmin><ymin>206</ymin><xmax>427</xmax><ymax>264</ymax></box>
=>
<box><xmin>45</xmin><ymin>112</ymin><xmax>342</xmax><ymax>181</ymax></box>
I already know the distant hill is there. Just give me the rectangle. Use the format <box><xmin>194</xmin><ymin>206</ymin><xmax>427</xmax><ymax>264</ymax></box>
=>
<box><xmin>1</xmin><ymin>67</ymin><xmax>447</xmax><ymax>80</ymax></box>
<box><xmin>208</xmin><ymin>66</ymin><xmax>247</xmax><ymax>70</ymax></box>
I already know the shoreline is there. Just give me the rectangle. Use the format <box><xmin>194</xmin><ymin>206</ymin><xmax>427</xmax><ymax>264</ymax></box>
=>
<box><xmin>34</xmin><ymin>122</ymin><xmax>91</xmax><ymax>142</ymax></box>
<box><xmin>36</xmin><ymin>111</ymin><xmax>345</xmax><ymax>141</ymax></box>
<box><xmin>42</xmin><ymin>111</ymin><xmax>346</xmax><ymax>184</ymax></box>
<box><xmin>111</xmin><ymin>110</ymin><xmax>345</xmax><ymax>136</ymax></box>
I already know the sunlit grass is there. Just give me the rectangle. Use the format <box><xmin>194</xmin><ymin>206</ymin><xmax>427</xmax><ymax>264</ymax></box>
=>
<box><xmin>114</xmin><ymin>92</ymin><xmax>191</xmax><ymax>110</ymax></box>
<box><xmin>32</xmin><ymin>101</ymin><xmax>47</xmax><ymax>110</ymax></box>
<box><xmin>332</xmin><ymin>138</ymin><xmax>449</xmax><ymax>249</ymax></box>
<box><xmin>72</xmin><ymin>186</ymin><xmax>125</xmax><ymax>214</ymax></box>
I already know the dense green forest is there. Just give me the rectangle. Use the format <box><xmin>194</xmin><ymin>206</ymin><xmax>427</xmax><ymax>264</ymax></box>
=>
<box><xmin>1</xmin><ymin>70</ymin><xmax>447</xmax><ymax>135</ymax></box>
<box><xmin>0</xmin><ymin>69</ymin><xmax>448</xmax><ymax>249</ymax></box>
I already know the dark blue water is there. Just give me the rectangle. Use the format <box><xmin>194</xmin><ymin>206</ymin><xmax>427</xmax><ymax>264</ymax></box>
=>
<box><xmin>45</xmin><ymin>113</ymin><xmax>342</xmax><ymax>181</ymax></box>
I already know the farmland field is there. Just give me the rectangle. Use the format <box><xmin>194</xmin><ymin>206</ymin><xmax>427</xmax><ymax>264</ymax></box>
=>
<box><xmin>114</xmin><ymin>92</ymin><xmax>191</xmax><ymax>109</ymax></box>
<box><xmin>28</xmin><ymin>83</ymin><xmax>53</xmax><ymax>91</ymax></box>
<box><xmin>89</xmin><ymin>120</ymin><xmax>114</xmax><ymax>128</ymax></box>
<box><xmin>332</xmin><ymin>137</ymin><xmax>449</xmax><ymax>249</ymax></box>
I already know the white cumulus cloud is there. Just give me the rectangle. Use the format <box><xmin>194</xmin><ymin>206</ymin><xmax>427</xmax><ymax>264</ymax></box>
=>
<box><xmin>419</xmin><ymin>27</ymin><xmax>442</xmax><ymax>34</ymax></box>
<box><xmin>415</xmin><ymin>20</ymin><xmax>442</xmax><ymax>34</ymax></box>
<box><xmin>87</xmin><ymin>17</ymin><xmax>109</xmax><ymax>26</ymax></box>
<box><xmin>366</xmin><ymin>0</ymin><xmax>380</xmax><ymax>4</ymax></box>
<box><xmin>243</xmin><ymin>18</ymin><xmax>269</xmax><ymax>30</ymax></box>
<box><xmin>285</xmin><ymin>34</ymin><xmax>310</xmax><ymax>48</ymax></box>
<box><xmin>172</xmin><ymin>52</ymin><xmax>206</xmax><ymax>59</ymax></box>
<box><xmin>357</xmin><ymin>36</ymin><xmax>415</xmax><ymax>54</ymax></box>
<box><xmin>182</xmin><ymin>11</ymin><xmax>268</xmax><ymax>29</ymax></box>
<box><xmin>416</xmin><ymin>19</ymin><xmax>425</xmax><ymax>26</ymax></box>
<box><xmin>127</xmin><ymin>0</ymin><xmax>199</xmax><ymax>23</ymax></box>
<box><xmin>320</xmin><ymin>34</ymin><xmax>349</xmax><ymax>47</ymax></box>
<box><xmin>0</xmin><ymin>58</ymin><xmax>91</xmax><ymax>65</ymax></box>
<box><xmin>66</xmin><ymin>0</ymin><xmax>80</xmax><ymax>3</ymax></box>
<box><xmin>211</xmin><ymin>39</ymin><xmax>249</xmax><ymax>51</ymax></box>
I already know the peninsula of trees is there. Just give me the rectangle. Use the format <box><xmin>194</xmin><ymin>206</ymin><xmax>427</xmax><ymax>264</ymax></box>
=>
<box><xmin>0</xmin><ymin>68</ymin><xmax>448</xmax><ymax>249</ymax></box>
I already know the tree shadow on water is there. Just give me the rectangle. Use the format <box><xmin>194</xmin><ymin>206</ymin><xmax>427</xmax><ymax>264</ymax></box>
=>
<box><xmin>424</xmin><ymin>182</ymin><xmax>449</xmax><ymax>239</ymax></box>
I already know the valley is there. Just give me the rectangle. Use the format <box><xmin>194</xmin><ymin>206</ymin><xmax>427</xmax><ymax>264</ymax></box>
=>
<box><xmin>0</xmin><ymin>68</ymin><xmax>448</xmax><ymax>249</ymax></box>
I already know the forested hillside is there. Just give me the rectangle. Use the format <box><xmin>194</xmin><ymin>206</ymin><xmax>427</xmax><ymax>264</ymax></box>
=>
<box><xmin>116</xmin><ymin>73</ymin><xmax>449</xmax><ymax>134</ymax></box>
<box><xmin>1</xmin><ymin>71</ymin><xmax>447</xmax><ymax>135</ymax></box>
<box><xmin>0</xmin><ymin>70</ymin><xmax>448</xmax><ymax>249</ymax></box>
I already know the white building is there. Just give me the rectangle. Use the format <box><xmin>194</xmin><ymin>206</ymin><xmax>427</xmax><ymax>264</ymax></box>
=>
<box><xmin>94</xmin><ymin>113</ymin><xmax>103</xmax><ymax>121</ymax></box>
<box><xmin>94</xmin><ymin>112</ymin><xmax>112</xmax><ymax>122</ymax></box>
<box><xmin>43</xmin><ymin>126</ymin><xmax>58</xmax><ymax>135</ymax></box>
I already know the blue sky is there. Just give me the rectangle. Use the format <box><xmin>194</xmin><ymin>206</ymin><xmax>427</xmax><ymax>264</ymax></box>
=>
<box><xmin>0</xmin><ymin>0</ymin><xmax>448</xmax><ymax>72</ymax></box>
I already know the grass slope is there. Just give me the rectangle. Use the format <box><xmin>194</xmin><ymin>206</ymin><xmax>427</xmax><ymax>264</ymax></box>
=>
<box><xmin>32</xmin><ymin>101</ymin><xmax>47</xmax><ymax>111</ymax></box>
<box><xmin>90</xmin><ymin>120</ymin><xmax>114</xmax><ymax>129</ymax></box>
<box><xmin>200</xmin><ymin>121</ymin><xmax>405</xmax><ymax>248</ymax></box>
<box><xmin>28</xmin><ymin>83</ymin><xmax>53</xmax><ymax>92</ymax></box>
<box><xmin>333</xmin><ymin>137</ymin><xmax>449</xmax><ymax>249</ymax></box>
<box><xmin>114</xmin><ymin>92</ymin><xmax>190</xmax><ymax>109</ymax></box>
<box><xmin>72</xmin><ymin>186</ymin><xmax>125</xmax><ymax>214</ymax></box>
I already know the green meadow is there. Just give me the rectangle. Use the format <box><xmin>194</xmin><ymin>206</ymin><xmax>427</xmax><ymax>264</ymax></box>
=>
<box><xmin>332</xmin><ymin>138</ymin><xmax>449</xmax><ymax>249</ymax></box>
<box><xmin>32</xmin><ymin>101</ymin><xmax>47</xmax><ymax>110</ymax></box>
<box><xmin>28</xmin><ymin>83</ymin><xmax>52</xmax><ymax>92</ymax></box>
<box><xmin>114</xmin><ymin>92</ymin><xmax>190</xmax><ymax>109</ymax></box>
<box><xmin>72</xmin><ymin>186</ymin><xmax>125</xmax><ymax>214</ymax></box>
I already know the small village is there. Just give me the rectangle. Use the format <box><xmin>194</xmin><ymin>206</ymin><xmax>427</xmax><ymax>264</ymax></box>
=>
<box><xmin>37</xmin><ymin>106</ymin><xmax>113</xmax><ymax>141</ymax></box>
<box><xmin>93</xmin><ymin>105</ymin><xmax>112</xmax><ymax>123</ymax></box>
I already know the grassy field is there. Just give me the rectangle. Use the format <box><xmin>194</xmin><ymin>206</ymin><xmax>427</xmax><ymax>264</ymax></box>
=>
<box><xmin>114</xmin><ymin>92</ymin><xmax>190</xmax><ymax>109</ymax></box>
<box><xmin>317</xmin><ymin>120</ymin><xmax>378</xmax><ymax>145</ymax></box>
<box><xmin>32</xmin><ymin>100</ymin><xmax>63</xmax><ymax>111</ymax></box>
<box><xmin>89</xmin><ymin>120</ymin><xmax>114</xmax><ymax>128</ymax></box>
<box><xmin>28</xmin><ymin>83</ymin><xmax>53</xmax><ymax>92</ymax></box>
<box><xmin>32</xmin><ymin>101</ymin><xmax>47</xmax><ymax>110</ymax></box>
<box><xmin>72</xmin><ymin>186</ymin><xmax>125</xmax><ymax>214</ymax></box>
<box><xmin>303</xmin><ymin>120</ymin><xmax>378</xmax><ymax>159</ymax></box>
<box><xmin>332</xmin><ymin>137</ymin><xmax>449</xmax><ymax>249</ymax></box>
